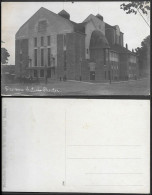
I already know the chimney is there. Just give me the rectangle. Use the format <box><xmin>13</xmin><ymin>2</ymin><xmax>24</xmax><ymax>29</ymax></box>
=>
<box><xmin>126</xmin><ymin>43</ymin><xmax>128</xmax><ymax>49</ymax></box>
<box><xmin>96</xmin><ymin>14</ymin><xmax>104</xmax><ymax>21</ymax></box>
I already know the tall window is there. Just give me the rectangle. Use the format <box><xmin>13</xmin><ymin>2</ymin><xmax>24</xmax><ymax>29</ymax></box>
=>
<box><xmin>104</xmin><ymin>49</ymin><xmax>108</xmax><ymax>65</ymax></box>
<box><xmin>40</xmin><ymin>69</ymin><xmax>44</xmax><ymax>77</ymax></box>
<box><xmin>63</xmin><ymin>34</ymin><xmax>66</xmax><ymax>50</ymax></box>
<box><xmin>48</xmin><ymin>48</ymin><xmax>51</xmax><ymax>66</ymax></box>
<box><xmin>34</xmin><ymin>49</ymin><xmax>37</xmax><ymax>66</ymax></box>
<box><xmin>64</xmin><ymin>50</ymin><xmax>66</xmax><ymax>70</ymax></box>
<box><xmin>34</xmin><ymin>70</ymin><xmax>37</xmax><ymax>77</ymax></box>
<box><xmin>41</xmin><ymin>49</ymin><xmax>44</xmax><ymax>66</ymax></box>
<box><xmin>47</xmin><ymin>36</ymin><xmax>50</xmax><ymax>46</ymax></box>
<box><xmin>110</xmin><ymin>52</ymin><xmax>118</xmax><ymax>62</ymax></box>
<box><xmin>104</xmin><ymin>49</ymin><xmax>106</xmax><ymax>65</ymax></box>
<box><xmin>41</xmin><ymin>37</ymin><xmax>44</xmax><ymax>46</ymax></box>
<box><xmin>34</xmin><ymin>37</ymin><xmax>37</xmax><ymax>47</ymax></box>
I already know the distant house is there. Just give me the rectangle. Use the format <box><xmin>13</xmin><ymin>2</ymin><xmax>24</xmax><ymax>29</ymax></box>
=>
<box><xmin>15</xmin><ymin>7</ymin><xmax>139</xmax><ymax>82</ymax></box>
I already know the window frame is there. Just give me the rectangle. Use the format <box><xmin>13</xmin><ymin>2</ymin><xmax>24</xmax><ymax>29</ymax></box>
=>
<box><xmin>40</xmin><ymin>69</ymin><xmax>44</xmax><ymax>78</ymax></box>
<box><xmin>34</xmin><ymin>37</ymin><xmax>37</xmax><ymax>47</ymax></box>
<box><xmin>33</xmin><ymin>69</ymin><xmax>38</xmax><ymax>78</ymax></box>
<box><xmin>34</xmin><ymin>49</ymin><xmax>37</xmax><ymax>67</ymax></box>
<box><xmin>48</xmin><ymin>48</ymin><xmax>51</xmax><ymax>67</ymax></box>
<box><xmin>41</xmin><ymin>37</ymin><xmax>44</xmax><ymax>46</ymax></box>
<box><xmin>41</xmin><ymin>48</ymin><xmax>44</xmax><ymax>66</ymax></box>
<box><xmin>47</xmin><ymin>36</ymin><xmax>51</xmax><ymax>46</ymax></box>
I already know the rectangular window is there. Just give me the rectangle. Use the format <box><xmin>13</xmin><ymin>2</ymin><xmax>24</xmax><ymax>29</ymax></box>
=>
<box><xmin>34</xmin><ymin>49</ymin><xmax>37</xmax><ymax>66</ymax></box>
<box><xmin>40</xmin><ymin>69</ymin><xmax>44</xmax><ymax>77</ymax></box>
<box><xmin>104</xmin><ymin>49</ymin><xmax>108</xmax><ymax>65</ymax></box>
<box><xmin>64</xmin><ymin>50</ymin><xmax>66</xmax><ymax>70</ymax></box>
<box><xmin>47</xmin><ymin>36</ymin><xmax>50</xmax><ymax>46</ymax></box>
<box><xmin>53</xmin><ymin>57</ymin><xmax>55</xmax><ymax>67</ymax></box>
<box><xmin>106</xmin><ymin>49</ymin><xmax>109</xmax><ymax>62</ymax></box>
<box><xmin>33</xmin><ymin>70</ymin><xmax>37</xmax><ymax>77</ymax></box>
<box><xmin>48</xmin><ymin>48</ymin><xmax>51</xmax><ymax>66</ymax></box>
<box><xmin>109</xmin><ymin>52</ymin><xmax>112</xmax><ymax>61</ymax></box>
<box><xmin>38</xmin><ymin>20</ymin><xmax>47</xmax><ymax>33</ymax></box>
<box><xmin>41</xmin><ymin>37</ymin><xmax>44</xmax><ymax>46</ymax></box>
<box><xmin>104</xmin><ymin>49</ymin><xmax>106</xmax><ymax>65</ymax></box>
<box><xmin>63</xmin><ymin>34</ymin><xmax>66</xmax><ymax>50</ymax></box>
<box><xmin>41</xmin><ymin>49</ymin><xmax>44</xmax><ymax>66</ymax></box>
<box><xmin>34</xmin><ymin>37</ymin><xmax>37</xmax><ymax>47</ymax></box>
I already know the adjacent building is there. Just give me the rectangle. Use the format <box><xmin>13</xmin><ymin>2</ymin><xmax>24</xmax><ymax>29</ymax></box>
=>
<box><xmin>15</xmin><ymin>7</ymin><xmax>139</xmax><ymax>82</ymax></box>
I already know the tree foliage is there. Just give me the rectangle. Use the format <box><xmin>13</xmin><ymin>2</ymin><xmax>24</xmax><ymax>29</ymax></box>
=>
<box><xmin>135</xmin><ymin>35</ymin><xmax>150</xmax><ymax>76</ymax></box>
<box><xmin>120</xmin><ymin>1</ymin><xmax>150</xmax><ymax>15</ymax></box>
<box><xmin>135</xmin><ymin>35</ymin><xmax>150</xmax><ymax>54</ymax></box>
<box><xmin>1</xmin><ymin>48</ymin><xmax>10</xmax><ymax>64</ymax></box>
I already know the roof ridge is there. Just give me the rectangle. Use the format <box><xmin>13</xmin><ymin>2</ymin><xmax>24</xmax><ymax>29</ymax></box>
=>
<box><xmin>16</xmin><ymin>7</ymin><xmax>74</xmax><ymax>35</ymax></box>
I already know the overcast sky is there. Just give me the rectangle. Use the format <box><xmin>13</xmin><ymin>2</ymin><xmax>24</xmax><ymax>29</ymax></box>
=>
<box><xmin>2</xmin><ymin>1</ymin><xmax>150</xmax><ymax>65</ymax></box>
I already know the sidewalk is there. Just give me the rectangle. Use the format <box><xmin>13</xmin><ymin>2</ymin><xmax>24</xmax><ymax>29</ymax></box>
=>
<box><xmin>68</xmin><ymin>77</ymin><xmax>148</xmax><ymax>85</ymax></box>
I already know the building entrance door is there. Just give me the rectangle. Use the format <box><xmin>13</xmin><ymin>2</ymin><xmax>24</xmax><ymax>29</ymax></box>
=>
<box><xmin>90</xmin><ymin>71</ymin><xmax>95</xmax><ymax>80</ymax></box>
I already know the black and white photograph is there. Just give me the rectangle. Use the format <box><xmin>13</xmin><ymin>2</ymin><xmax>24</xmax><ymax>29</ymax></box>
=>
<box><xmin>1</xmin><ymin>1</ymin><xmax>150</xmax><ymax>96</ymax></box>
<box><xmin>1</xmin><ymin>1</ymin><xmax>151</xmax><ymax>194</ymax></box>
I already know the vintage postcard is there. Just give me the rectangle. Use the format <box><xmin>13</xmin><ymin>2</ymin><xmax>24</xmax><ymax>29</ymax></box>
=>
<box><xmin>1</xmin><ymin>1</ymin><xmax>150</xmax><ymax>96</ymax></box>
<box><xmin>2</xmin><ymin>98</ymin><xmax>150</xmax><ymax>193</ymax></box>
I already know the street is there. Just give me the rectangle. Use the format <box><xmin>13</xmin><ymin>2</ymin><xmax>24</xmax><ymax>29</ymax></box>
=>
<box><xmin>1</xmin><ymin>78</ymin><xmax>150</xmax><ymax>96</ymax></box>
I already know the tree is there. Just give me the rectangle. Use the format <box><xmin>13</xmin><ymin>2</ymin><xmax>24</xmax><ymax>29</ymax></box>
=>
<box><xmin>135</xmin><ymin>35</ymin><xmax>150</xmax><ymax>77</ymax></box>
<box><xmin>1</xmin><ymin>48</ymin><xmax>10</xmax><ymax>65</ymax></box>
<box><xmin>120</xmin><ymin>1</ymin><xmax>150</xmax><ymax>15</ymax></box>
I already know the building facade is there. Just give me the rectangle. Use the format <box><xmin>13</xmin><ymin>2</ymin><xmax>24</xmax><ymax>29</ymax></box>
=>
<box><xmin>15</xmin><ymin>7</ymin><xmax>139</xmax><ymax>82</ymax></box>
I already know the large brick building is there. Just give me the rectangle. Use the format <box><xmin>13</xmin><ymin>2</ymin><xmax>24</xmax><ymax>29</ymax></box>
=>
<box><xmin>15</xmin><ymin>7</ymin><xmax>139</xmax><ymax>82</ymax></box>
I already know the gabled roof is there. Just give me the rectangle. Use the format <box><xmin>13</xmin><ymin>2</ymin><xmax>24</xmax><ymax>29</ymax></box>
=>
<box><xmin>16</xmin><ymin>7</ymin><xmax>71</xmax><ymax>34</ymax></box>
<box><xmin>16</xmin><ymin>7</ymin><xmax>86</xmax><ymax>35</ymax></box>
<box><xmin>83</xmin><ymin>14</ymin><xmax>104</xmax><ymax>27</ymax></box>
